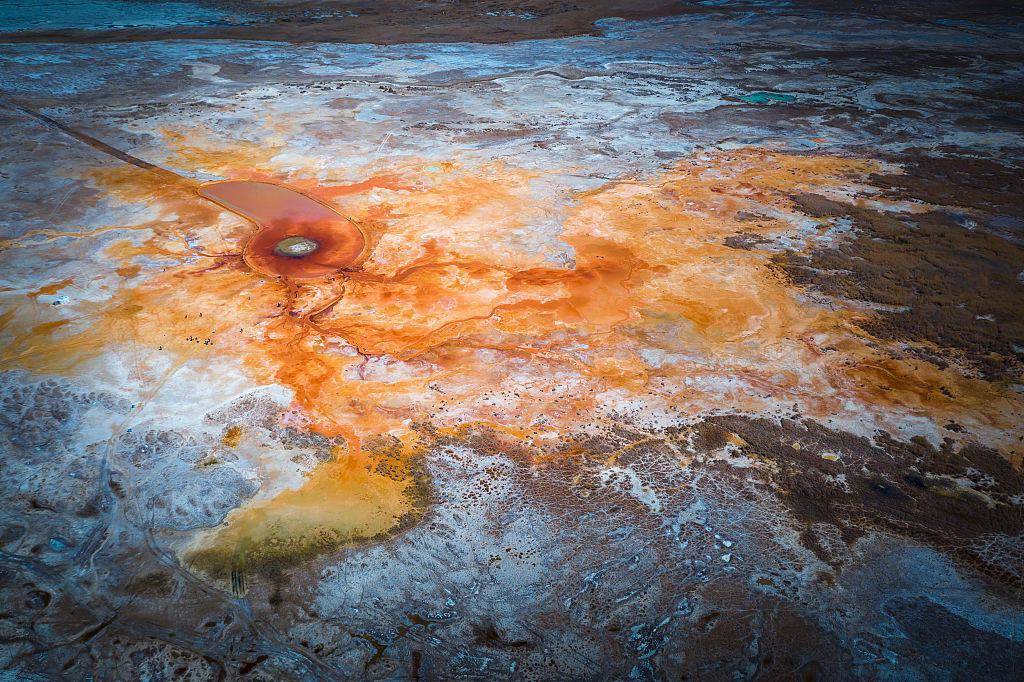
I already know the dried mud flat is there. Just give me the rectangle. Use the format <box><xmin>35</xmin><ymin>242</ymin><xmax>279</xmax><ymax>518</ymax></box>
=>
<box><xmin>1</xmin><ymin>1</ymin><xmax>1023</xmax><ymax>680</ymax></box>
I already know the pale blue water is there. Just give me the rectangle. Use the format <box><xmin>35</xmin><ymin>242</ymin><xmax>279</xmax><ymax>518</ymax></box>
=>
<box><xmin>739</xmin><ymin>91</ymin><xmax>798</xmax><ymax>104</ymax></box>
<box><xmin>0</xmin><ymin>0</ymin><xmax>250</xmax><ymax>32</ymax></box>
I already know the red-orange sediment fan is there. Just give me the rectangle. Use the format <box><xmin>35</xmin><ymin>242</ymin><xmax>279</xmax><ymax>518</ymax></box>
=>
<box><xmin>198</xmin><ymin>180</ymin><xmax>366</xmax><ymax>279</ymax></box>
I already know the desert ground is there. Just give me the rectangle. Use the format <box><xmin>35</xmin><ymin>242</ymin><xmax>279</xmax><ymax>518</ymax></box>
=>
<box><xmin>1</xmin><ymin>1</ymin><xmax>1022</xmax><ymax>679</ymax></box>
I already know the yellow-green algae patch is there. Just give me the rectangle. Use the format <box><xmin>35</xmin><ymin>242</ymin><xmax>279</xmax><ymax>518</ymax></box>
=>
<box><xmin>185</xmin><ymin>441</ymin><xmax>431</xmax><ymax>583</ymax></box>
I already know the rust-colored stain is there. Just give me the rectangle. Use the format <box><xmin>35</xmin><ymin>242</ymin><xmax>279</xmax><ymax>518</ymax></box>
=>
<box><xmin>198</xmin><ymin>180</ymin><xmax>366</xmax><ymax>279</ymax></box>
<box><xmin>28</xmin><ymin>278</ymin><xmax>74</xmax><ymax>299</ymax></box>
<box><xmin>4</xmin><ymin>142</ymin><xmax>1022</xmax><ymax>576</ymax></box>
<box><xmin>222</xmin><ymin>425</ymin><xmax>243</xmax><ymax>447</ymax></box>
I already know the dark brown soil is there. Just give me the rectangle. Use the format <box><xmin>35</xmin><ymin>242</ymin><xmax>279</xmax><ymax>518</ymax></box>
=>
<box><xmin>0</xmin><ymin>0</ymin><xmax>695</xmax><ymax>45</ymax></box>
<box><xmin>689</xmin><ymin>416</ymin><xmax>1024</xmax><ymax>585</ymax></box>
<box><xmin>871</xmin><ymin>151</ymin><xmax>1024</xmax><ymax>217</ymax></box>
<box><xmin>773</xmin><ymin>190</ymin><xmax>1024</xmax><ymax>381</ymax></box>
<box><xmin>666</xmin><ymin>579</ymin><xmax>850</xmax><ymax>679</ymax></box>
<box><xmin>722</xmin><ymin>232</ymin><xmax>771</xmax><ymax>251</ymax></box>
<box><xmin>883</xmin><ymin>596</ymin><xmax>1024</xmax><ymax>679</ymax></box>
